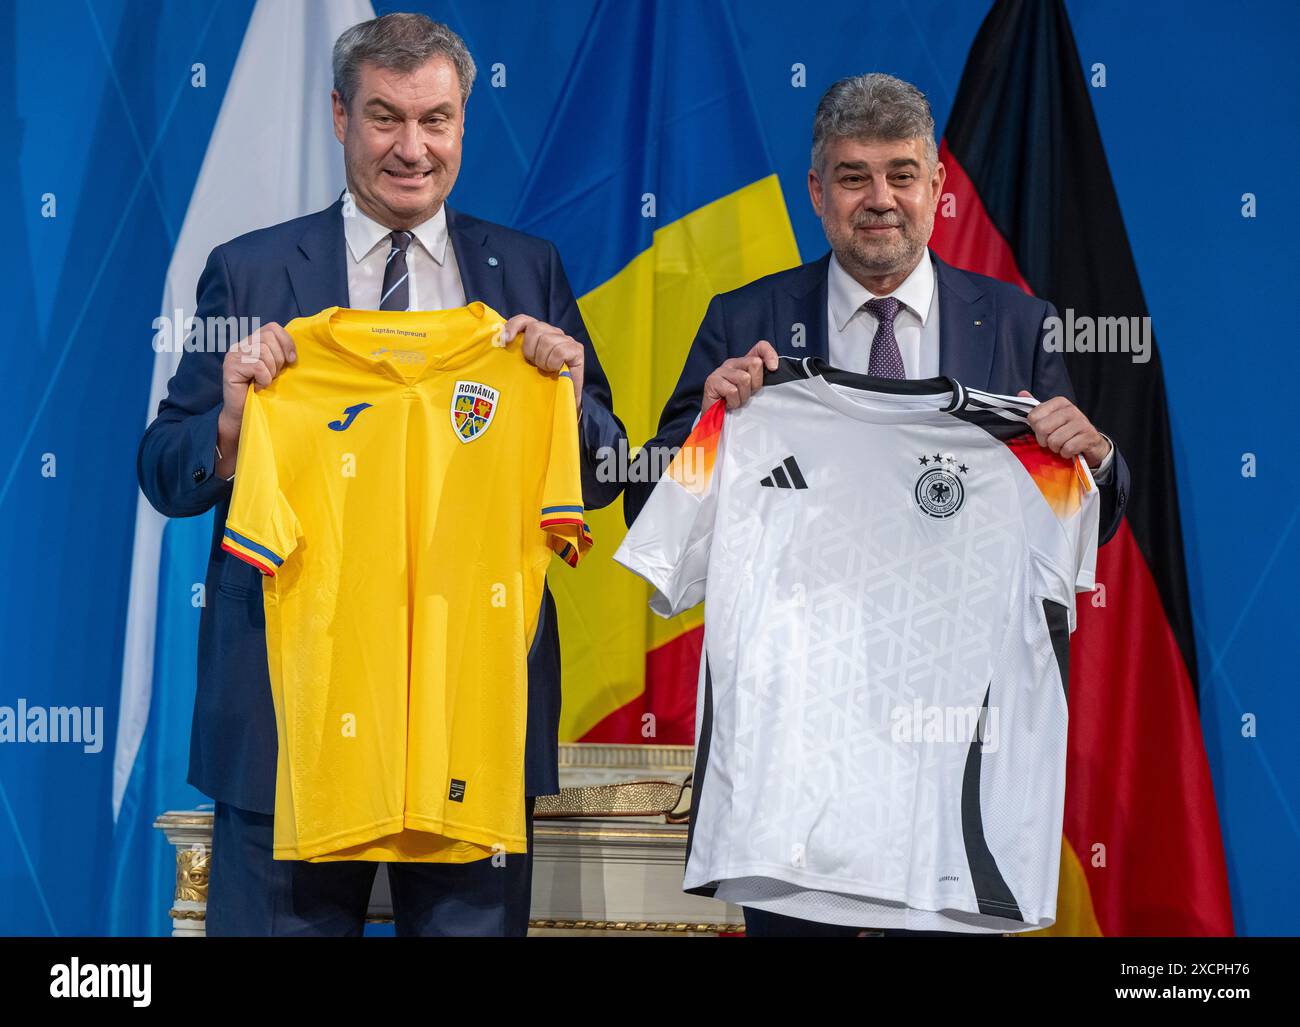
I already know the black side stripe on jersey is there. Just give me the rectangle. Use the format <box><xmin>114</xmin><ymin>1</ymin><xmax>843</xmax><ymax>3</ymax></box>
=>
<box><xmin>964</xmin><ymin>399</ymin><xmax>1032</xmax><ymax>419</ymax></box>
<box><xmin>1043</xmin><ymin>599</ymin><xmax>1071</xmax><ymax>701</ymax></box>
<box><xmin>948</xmin><ymin>404</ymin><xmax>1035</xmax><ymax>444</ymax></box>
<box><xmin>762</xmin><ymin>355</ymin><xmax>814</xmax><ymax>387</ymax></box>
<box><xmin>964</xmin><ymin>387</ymin><xmax>1036</xmax><ymax>411</ymax></box>
<box><xmin>683</xmin><ymin>658</ymin><xmax>719</xmax><ymax>899</ymax></box>
<box><xmin>961</xmin><ymin>684</ymin><xmax>1026</xmax><ymax>923</ymax></box>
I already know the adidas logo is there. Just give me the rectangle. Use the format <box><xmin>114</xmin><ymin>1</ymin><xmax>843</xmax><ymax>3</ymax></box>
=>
<box><xmin>760</xmin><ymin>456</ymin><xmax>808</xmax><ymax>490</ymax></box>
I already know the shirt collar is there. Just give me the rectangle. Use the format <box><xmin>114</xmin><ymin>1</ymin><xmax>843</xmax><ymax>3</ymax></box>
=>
<box><xmin>827</xmin><ymin>248</ymin><xmax>936</xmax><ymax>332</ymax></box>
<box><xmin>343</xmin><ymin>197</ymin><xmax>452</xmax><ymax>266</ymax></box>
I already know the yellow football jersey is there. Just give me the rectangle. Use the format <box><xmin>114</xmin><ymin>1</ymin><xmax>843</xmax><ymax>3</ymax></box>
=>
<box><xmin>220</xmin><ymin>302</ymin><xmax>591</xmax><ymax>862</ymax></box>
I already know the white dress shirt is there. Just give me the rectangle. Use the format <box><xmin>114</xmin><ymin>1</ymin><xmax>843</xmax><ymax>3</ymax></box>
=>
<box><xmin>827</xmin><ymin>248</ymin><xmax>940</xmax><ymax>378</ymax></box>
<box><xmin>343</xmin><ymin>198</ymin><xmax>467</xmax><ymax>311</ymax></box>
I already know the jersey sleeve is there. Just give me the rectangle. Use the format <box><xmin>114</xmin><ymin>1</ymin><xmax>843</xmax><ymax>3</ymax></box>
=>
<box><xmin>1068</xmin><ymin>456</ymin><xmax>1101</xmax><ymax>598</ymax></box>
<box><xmin>614</xmin><ymin>400</ymin><xmax>725</xmax><ymax>618</ymax></box>
<box><xmin>220</xmin><ymin>384</ymin><xmax>302</xmax><ymax>577</ymax></box>
<box><xmin>1007</xmin><ymin>435</ymin><xmax>1100</xmax><ymax>631</ymax></box>
<box><xmin>539</xmin><ymin>368</ymin><xmax>593</xmax><ymax>568</ymax></box>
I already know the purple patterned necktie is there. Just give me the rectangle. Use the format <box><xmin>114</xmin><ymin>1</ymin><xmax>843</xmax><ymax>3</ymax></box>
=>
<box><xmin>863</xmin><ymin>296</ymin><xmax>905</xmax><ymax>378</ymax></box>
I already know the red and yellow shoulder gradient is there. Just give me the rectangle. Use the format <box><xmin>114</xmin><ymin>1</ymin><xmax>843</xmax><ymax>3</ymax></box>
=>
<box><xmin>1006</xmin><ymin>433</ymin><xmax>1094</xmax><ymax>519</ymax></box>
<box><xmin>667</xmin><ymin>400</ymin><xmax>725</xmax><ymax>496</ymax></box>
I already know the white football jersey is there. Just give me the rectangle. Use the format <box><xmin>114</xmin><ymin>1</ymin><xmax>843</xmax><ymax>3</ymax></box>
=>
<box><xmin>615</xmin><ymin>358</ymin><xmax>1099</xmax><ymax>933</ymax></box>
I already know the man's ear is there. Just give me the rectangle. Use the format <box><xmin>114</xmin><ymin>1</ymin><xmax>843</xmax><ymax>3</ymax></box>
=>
<box><xmin>331</xmin><ymin>89</ymin><xmax>348</xmax><ymax>145</ymax></box>
<box><xmin>808</xmin><ymin>167</ymin><xmax>825</xmax><ymax>218</ymax></box>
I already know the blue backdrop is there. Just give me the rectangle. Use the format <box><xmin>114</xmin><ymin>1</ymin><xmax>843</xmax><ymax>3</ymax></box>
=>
<box><xmin>1</xmin><ymin>0</ymin><xmax>1296</xmax><ymax>935</ymax></box>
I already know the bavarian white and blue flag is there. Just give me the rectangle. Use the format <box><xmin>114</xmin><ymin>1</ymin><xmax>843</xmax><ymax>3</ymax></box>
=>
<box><xmin>110</xmin><ymin>0</ymin><xmax>374</xmax><ymax>935</ymax></box>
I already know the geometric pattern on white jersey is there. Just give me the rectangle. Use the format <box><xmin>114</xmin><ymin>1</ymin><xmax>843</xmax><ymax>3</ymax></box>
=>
<box><xmin>614</xmin><ymin>358</ymin><xmax>1099</xmax><ymax>933</ymax></box>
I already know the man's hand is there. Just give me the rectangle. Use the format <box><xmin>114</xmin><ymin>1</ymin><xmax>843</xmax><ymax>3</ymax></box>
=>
<box><xmin>1017</xmin><ymin>391</ymin><xmax>1112</xmax><ymax>469</ymax></box>
<box><xmin>216</xmin><ymin>322</ymin><xmax>297</xmax><ymax>477</ymax></box>
<box><xmin>702</xmin><ymin>340</ymin><xmax>780</xmax><ymax>415</ymax></box>
<box><xmin>503</xmin><ymin>315</ymin><xmax>584</xmax><ymax>413</ymax></box>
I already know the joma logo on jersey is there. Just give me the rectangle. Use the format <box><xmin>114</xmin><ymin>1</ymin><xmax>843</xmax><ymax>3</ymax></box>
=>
<box><xmin>451</xmin><ymin>381</ymin><xmax>499</xmax><ymax>443</ymax></box>
<box><xmin>327</xmin><ymin>402</ymin><xmax>373</xmax><ymax>432</ymax></box>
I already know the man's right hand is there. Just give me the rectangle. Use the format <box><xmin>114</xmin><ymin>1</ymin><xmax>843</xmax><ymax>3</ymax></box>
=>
<box><xmin>701</xmin><ymin>340</ymin><xmax>780</xmax><ymax>415</ymax></box>
<box><xmin>215</xmin><ymin>322</ymin><xmax>297</xmax><ymax>477</ymax></box>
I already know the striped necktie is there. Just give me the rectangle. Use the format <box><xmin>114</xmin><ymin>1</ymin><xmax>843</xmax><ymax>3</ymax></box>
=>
<box><xmin>379</xmin><ymin>230</ymin><xmax>412</xmax><ymax>310</ymax></box>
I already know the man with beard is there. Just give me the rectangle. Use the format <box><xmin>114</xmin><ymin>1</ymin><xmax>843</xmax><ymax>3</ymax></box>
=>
<box><xmin>621</xmin><ymin>73</ymin><xmax>1129</xmax><ymax>937</ymax></box>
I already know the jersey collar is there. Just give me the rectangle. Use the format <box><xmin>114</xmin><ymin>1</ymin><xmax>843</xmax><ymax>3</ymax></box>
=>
<box><xmin>317</xmin><ymin>303</ymin><xmax>496</xmax><ymax>384</ymax></box>
<box><xmin>800</xmin><ymin>357</ymin><xmax>964</xmax><ymax>422</ymax></box>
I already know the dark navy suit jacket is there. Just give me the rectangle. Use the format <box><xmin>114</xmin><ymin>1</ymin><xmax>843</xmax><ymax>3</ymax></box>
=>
<box><xmin>624</xmin><ymin>250</ymin><xmax>1130</xmax><ymax>541</ymax></box>
<box><xmin>137</xmin><ymin>196</ymin><xmax>626</xmax><ymax>815</ymax></box>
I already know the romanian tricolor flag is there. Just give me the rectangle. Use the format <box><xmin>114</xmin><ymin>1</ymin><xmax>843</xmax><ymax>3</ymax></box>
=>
<box><xmin>931</xmin><ymin>0</ymin><xmax>1232</xmax><ymax>935</ymax></box>
<box><xmin>511</xmin><ymin>1</ymin><xmax>799</xmax><ymax>745</ymax></box>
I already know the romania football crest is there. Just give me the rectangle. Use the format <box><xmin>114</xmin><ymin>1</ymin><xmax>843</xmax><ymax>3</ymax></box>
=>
<box><xmin>451</xmin><ymin>380</ymin><xmax>499</xmax><ymax>443</ymax></box>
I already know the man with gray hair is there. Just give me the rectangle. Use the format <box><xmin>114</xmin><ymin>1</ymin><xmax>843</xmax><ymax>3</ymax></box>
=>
<box><xmin>138</xmin><ymin>12</ymin><xmax>625</xmax><ymax>937</ymax></box>
<box><xmin>623</xmin><ymin>72</ymin><xmax>1129</xmax><ymax>936</ymax></box>
<box><xmin>628</xmin><ymin>73</ymin><xmax>1126</xmax><ymax>535</ymax></box>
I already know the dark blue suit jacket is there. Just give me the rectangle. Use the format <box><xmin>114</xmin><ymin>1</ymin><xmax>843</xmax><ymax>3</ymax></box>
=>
<box><xmin>623</xmin><ymin>250</ymin><xmax>1130</xmax><ymax>541</ymax></box>
<box><xmin>137</xmin><ymin>196</ymin><xmax>625</xmax><ymax>814</ymax></box>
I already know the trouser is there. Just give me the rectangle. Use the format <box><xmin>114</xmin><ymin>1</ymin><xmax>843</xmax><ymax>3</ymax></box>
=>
<box><xmin>206</xmin><ymin>796</ymin><xmax>537</xmax><ymax>936</ymax></box>
<box><xmin>743</xmin><ymin>906</ymin><xmax>1003</xmax><ymax>937</ymax></box>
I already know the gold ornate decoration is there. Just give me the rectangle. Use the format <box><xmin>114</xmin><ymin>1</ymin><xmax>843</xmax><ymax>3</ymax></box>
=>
<box><xmin>533</xmin><ymin>778</ymin><xmax>689</xmax><ymax>818</ymax></box>
<box><xmin>175</xmin><ymin>846</ymin><xmax>210</xmax><ymax>903</ymax></box>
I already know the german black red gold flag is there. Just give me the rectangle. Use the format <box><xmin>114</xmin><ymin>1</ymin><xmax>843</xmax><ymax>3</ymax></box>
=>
<box><xmin>931</xmin><ymin>0</ymin><xmax>1232</xmax><ymax>935</ymax></box>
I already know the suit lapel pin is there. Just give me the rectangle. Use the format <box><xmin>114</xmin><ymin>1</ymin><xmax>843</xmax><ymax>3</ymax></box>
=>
<box><xmin>973</xmin><ymin>319</ymin><xmax>982</xmax><ymax>326</ymax></box>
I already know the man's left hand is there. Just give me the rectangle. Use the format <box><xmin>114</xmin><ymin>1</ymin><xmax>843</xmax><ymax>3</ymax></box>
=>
<box><xmin>1017</xmin><ymin>391</ymin><xmax>1112</xmax><ymax>468</ymax></box>
<box><xmin>503</xmin><ymin>315</ymin><xmax>584</xmax><ymax>414</ymax></box>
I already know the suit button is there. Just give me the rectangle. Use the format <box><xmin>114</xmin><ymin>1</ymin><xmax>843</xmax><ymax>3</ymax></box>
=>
<box><xmin>192</xmin><ymin>468</ymin><xmax>206</xmax><ymax>484</ymax></box>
